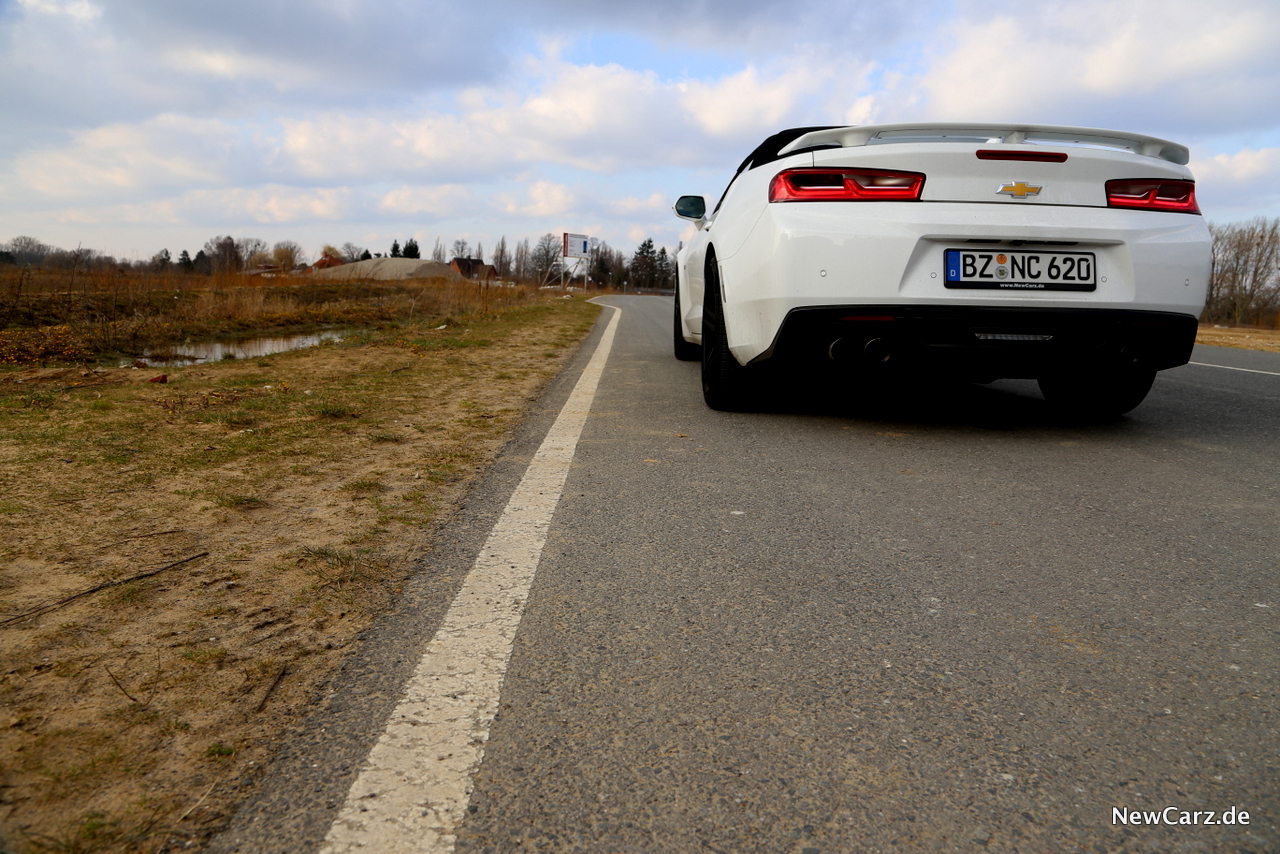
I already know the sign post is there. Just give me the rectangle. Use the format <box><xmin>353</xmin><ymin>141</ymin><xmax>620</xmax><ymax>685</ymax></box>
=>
<box><xmin>562</xmin><ymin>233</ymin><xmax>589</xmax><ymax>289</ymax></box>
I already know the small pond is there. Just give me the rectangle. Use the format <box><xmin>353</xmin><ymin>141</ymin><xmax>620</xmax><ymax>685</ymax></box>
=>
<box><xmin>130</xmin><ymin>330</ymin><xmax>349</xmax><ymax>367</ymax></box>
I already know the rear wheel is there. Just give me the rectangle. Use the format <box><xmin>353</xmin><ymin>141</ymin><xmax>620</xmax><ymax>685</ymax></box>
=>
<box><xmin>1038</xmin><ymin>365</ymin><xmax>1156</xmax><ymax>420</ymax></box>
<box><xmin>673</xmin><ymin>289</ymin><xmax>701</xmax><ymax>361</ymax></box>
<box><xmin>700</xmin><ymin>254</ymin><xmax>753</xmax><ymax>410</ymax></box>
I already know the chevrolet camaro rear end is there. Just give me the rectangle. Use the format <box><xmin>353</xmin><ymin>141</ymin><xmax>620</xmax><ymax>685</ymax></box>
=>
<box><xmin>673</xmin><ymin>123</ymin><xmax>1211</xmax><ymax>416</ymax></box>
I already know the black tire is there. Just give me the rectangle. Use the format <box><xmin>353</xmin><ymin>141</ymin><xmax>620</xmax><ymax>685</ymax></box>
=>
<box><xmin>700</xmin><ymin>253</ymin><xmax>753</xmax><ymax>411</ymax></box>
<box><xmin>673</xmin><ymin>289</ymin><xmax>701</xmax><ymax>361</ymax></box>
<box><xmin>1038</xmin><ymin>365</ymin><xmax>1156</xmax><ymax>420</ymax></box>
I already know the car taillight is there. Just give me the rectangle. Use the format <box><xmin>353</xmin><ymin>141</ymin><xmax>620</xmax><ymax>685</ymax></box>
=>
<box><xmin>1105</xmin><ymin>179</ymin><xmax>1199</xmax><ymax>213</ymax></box>
<box><xmin>976</xmin><ymin>149</ymin><xmax>1068</xmax><ymax>163</ymax></box>
<box><xmin>769</xmin><ymin>168</ymin><xmax>925</xmax><ymax>202</ymax></box>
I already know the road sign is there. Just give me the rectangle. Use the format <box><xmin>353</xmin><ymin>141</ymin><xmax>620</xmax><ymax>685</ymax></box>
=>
<box><xmin>563</xmin><ymin>233</ymin><xmax>589</xmax><ymax>259</ymax></box>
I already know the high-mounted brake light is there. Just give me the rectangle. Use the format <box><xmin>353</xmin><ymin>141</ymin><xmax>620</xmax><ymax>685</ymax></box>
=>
<box><xmin>769</xmin><ymin>168</ymin><xmax>925</xmax><ymax>202</ymax></box>
<box><xmin>1106</xmin><ymin>179</ymin><xmax>1199</xmax><ymax>214</ymax></box>
<box><xmin>976</xmin><ymin>149</ymin><xmax>1068</xmax><ymax>163</ymax></box>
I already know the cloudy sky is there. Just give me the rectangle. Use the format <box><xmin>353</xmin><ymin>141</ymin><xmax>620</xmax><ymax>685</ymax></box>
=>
<box><xmin>3</xmin><ymin>0</ymin><xmax>1278</xmax><ymax>262</ymax></box>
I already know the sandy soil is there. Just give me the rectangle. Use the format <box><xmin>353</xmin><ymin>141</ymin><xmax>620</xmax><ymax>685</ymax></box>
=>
<box><xmin>0</xmin><ymin>298</ymin><xmax>599</xmax><ymax>852</ymax></box>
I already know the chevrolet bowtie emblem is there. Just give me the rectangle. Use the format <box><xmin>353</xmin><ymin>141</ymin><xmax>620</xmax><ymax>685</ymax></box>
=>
<box><xmin>998</xmin><ymin>181</ymin><xmax>1043</xmax><ymax>199</ymax></box>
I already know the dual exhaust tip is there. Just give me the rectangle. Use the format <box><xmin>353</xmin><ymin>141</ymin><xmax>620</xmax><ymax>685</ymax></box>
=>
<box><xmin>829</xmin><ymin>337</ymin><xmax>894</xmax><ymax>364</ymax></box>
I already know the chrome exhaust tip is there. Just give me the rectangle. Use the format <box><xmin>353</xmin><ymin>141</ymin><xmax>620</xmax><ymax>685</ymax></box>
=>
<box><xmin>863</xmin><ymin>338</ymin><xmax>894</xmax><ymax>364</ymax></box>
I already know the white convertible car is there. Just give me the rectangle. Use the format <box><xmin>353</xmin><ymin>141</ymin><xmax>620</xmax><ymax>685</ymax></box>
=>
<box><xmin>672</xmin><ymin>123</ymin><xmax>1211</xmax><ymax>416</ymax></box>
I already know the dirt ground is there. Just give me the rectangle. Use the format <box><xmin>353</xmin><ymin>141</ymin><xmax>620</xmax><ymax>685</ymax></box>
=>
<box><xmin>0</xmin><ymin>297</ymin><xmax>599</xmax><ymax>853</ymax></box>
<box><xmin>1195</xmin><ymin>322</ymin><xmax>1280</xmax><ymax>352</ymax></box>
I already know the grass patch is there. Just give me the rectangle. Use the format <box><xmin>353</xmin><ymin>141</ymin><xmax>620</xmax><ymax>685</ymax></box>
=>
<box><xmin>309</xmin><ymin>399</ymin><xmax>359</xmax><ymax>419</ymax></box>
<box><xmin>215</xmin><ymin>494</ymin><xmax>265</xmax><ymax>509</ymax></box>
<box><xmin>0</xmin><ymin>292</ymin><xmax>602</xmax><ymax>847</ymax></box>
<box><xmin>182</xmin><ymin>647</ymin><xmax>229</xmax><ymax>667</ymax></box>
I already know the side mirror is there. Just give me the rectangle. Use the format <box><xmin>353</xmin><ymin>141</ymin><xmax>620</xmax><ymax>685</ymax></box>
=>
<box><xmin>673</xmin><ymin>195</ymin><xmax>707</xmax><ymax>223</ymax></box>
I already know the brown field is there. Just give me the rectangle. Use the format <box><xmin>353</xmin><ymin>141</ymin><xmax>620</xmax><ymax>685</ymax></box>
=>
<box><xmin>0</xmin><ymin>267</ymin><xmax>520</xmax><ymax>366</ymax></box>
<box><xmin>0</xmin><ymin>283</ymin><xmax>600</xmax><ymax>853</ymax></box>
<box><xmin>1195</xmin><ymin>322</ymin><xmax>1280</xmax><ymax>353</ymax></box>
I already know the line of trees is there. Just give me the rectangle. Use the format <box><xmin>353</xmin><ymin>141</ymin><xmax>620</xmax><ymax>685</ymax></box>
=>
<box><xmin>0</xmin><ymin>231</ymin><xmax>682</xmax><ymax>292</ymax></box>
<box><xmin>1206</xmin><ymin>217</ymin><xmax>1280</xmax><ymax>326</ymax></box>
<box><xmin>319</xmin><ymin>232</ymin><xmax>677</xmax><ymax>290</ymax></box>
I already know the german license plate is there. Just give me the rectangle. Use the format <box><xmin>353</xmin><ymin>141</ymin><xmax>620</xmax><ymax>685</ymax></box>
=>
<box><xmin>944</xmin><ymin>249</ymin><xmax>1096</xmax><ymax>292</ymax></box>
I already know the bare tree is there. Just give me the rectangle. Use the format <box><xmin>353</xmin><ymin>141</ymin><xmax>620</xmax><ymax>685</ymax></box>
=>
<box><xmin>475</xmin><ymin>242</ymin><xmax>484</xmax><ymax>263</ymax></box>
<box><xmin>5</xmin><ymin>236</ymin><xmax>53</xmax><ymax>266</ymax></box>
<box><xmin>204</xmin><ymin>236</ymin><xmax>243</xmax><ymax>273</ymax></box>
<box><xmin>431</xmin><ymin>238</ymin><xmax>446</xmax><ymax>262</ymax></box>
<box><xmin>451</xmin><ymin>238</ymin><xmax>471</xmax><ymax>260</ymax></box>
<box><xmin>237</xmin><ymin>237</ymin><xmax>269</xmax><ymax>268</ymax></box>
<box><xmin>1207</xmin><ymin>218</ymin><xmax>1280</xmax><ymax>325</ymax></box>
<box><xmin>531</xmin><ymin>233</ymin><xmax>563</xmax><ymax>285</ymax></box>
<box><xmin>491</xmin><ymin>237</ymin><xmax>511</xmax><ymax>277</ymax></box>
<box><xmin>340</xmin><ymin>242</ymin><xmax>366</xmax><ymax>263</ymax></box>
<box><xmin>513</xmin><ymin>238</ymin><xmax>530</xmax><ymax>281</ymax></box>
<box><xmin>272</xmin><ymin>240</ymin><xmax>306</xmax><ymax>271</ymax></box>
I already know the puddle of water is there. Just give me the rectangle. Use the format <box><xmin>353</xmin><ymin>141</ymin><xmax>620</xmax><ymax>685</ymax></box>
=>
<box><xmin>130</xmin><ymin>330</ymin><xmax>348</xmax><ymax>367</ymax></box>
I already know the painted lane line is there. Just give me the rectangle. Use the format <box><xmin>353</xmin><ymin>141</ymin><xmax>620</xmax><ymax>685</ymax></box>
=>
<box><xmin>1188</xmin><ymin>361</ymin><xmax>1280</xmax><ymax>377</ymax></box>
<box><xmin>320</xmin><ymin>305</ymin><xmax>621</xmax><ymax>854</ymax></box>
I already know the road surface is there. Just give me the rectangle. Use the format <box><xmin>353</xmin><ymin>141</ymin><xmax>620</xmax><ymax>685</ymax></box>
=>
<box><xmin>213</xmin><ymin>295</ymin><xmax>1278</xmax><ymax>854</ymax></box>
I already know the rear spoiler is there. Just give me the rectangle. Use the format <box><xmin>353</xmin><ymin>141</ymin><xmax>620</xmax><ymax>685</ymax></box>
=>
<box><xmin>777</xmin><ymin>123</ymin><xmax>1189</xmax><ymax>165</ymax></box>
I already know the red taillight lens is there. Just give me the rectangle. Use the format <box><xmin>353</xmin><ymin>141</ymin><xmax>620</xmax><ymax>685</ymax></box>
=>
<box><xmin>769</xmin><ymin>168</ymin><xmax>925</xmax><ymax>202</ymax></box>
<box><xmin>976</xmin><ymin>149</ymin><xmax>1068</xmax><ymax>163</ymax></box>
<box><xmin>1105</xmin><ymin>179</ymin><xmax>1199</xmax><ymax>213</ymax></box>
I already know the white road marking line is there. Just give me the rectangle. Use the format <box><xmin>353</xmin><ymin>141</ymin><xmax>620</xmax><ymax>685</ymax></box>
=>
<box><xmin>320</xmin><ymin>305</ymin><xmax>621</xmax><ymax>854</ymax></box>
<box><xmin>1188</xmin><ymin>361</ymin><xmax>1280</xmax><ymax>377</ymax></box>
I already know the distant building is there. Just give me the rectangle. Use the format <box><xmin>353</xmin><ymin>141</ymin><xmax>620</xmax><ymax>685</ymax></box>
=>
<box><xmin>450</xmin><ymin>257</ymin><xmax>498</xmax><ymax>281</ymax></box>
<box><xmin>312</xmin><ymin>251</ymin><xmax>345</xmax><ymax>270</ymax></box>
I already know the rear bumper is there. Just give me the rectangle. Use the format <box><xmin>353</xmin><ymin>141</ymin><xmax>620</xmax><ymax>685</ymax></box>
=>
<box><xmin>757</xmin><ymin>305</ymin><xmax>1198</xmax><ymax>378</ymax></box>
<box><xmin>718</xmin><ymin>201</ymin><xmax>1211</xmax><ymax>364</ymax></box>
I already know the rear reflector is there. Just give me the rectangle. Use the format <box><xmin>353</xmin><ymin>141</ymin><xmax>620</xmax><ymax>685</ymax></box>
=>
<box><xmin>976</xmin><ymin>149</ymin><xmax>1068</xmax><ymax>163</ymax></box>
<box><xmin>1105</xmin><ymin>179</ymin><xmax>1199</xmax><ymax>213</ymax></box>
<box><xmin>769</xmin><ymin>168</ymin><xmax>925</xmax><ymax>202</ymax></box>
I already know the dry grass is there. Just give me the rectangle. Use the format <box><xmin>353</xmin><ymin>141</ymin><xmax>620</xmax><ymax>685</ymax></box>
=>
<box><xmin>0</xmin><ymin>294</ymin><xmax>601</xmax><ymax>852</ymax></box>
<box><xmin>1196</xmin><ymin>322</ymin><xmax>1280</xmax><ymax>352</ymax></box>
<box><xmin>0</xmin><ymin>267</ymin><xmax>533</xmax><ymax>365</ymax></box>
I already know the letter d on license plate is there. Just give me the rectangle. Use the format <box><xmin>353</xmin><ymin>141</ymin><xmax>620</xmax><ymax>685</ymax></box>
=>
<box><xmin>944</xmin><ymin>249</ymin><xmax>1097</xmax><ymax>292</ymax></box>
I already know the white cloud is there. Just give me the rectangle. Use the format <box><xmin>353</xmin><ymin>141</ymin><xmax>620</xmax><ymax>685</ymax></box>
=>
<box><xmin>906</xmin><ymin>0</ymin><xmax>1280</xmax><ymax>132</ymax></box>
<box><xmin>17</xmin><ymin>0</ymin><xmax>101</xmax><ymax>21</ymax></box>
<box><xmin>161</xmin><ymin>47</ymin><xmax>320</xmax><ymax>90</ymax></box>
<box><xmin>14</xmin><ymin>115</ymin><xmax>238</xmax><ymax>196</ymax></box>
<box><xmin>503</xmin><ymin>181</ymin><xmax>575</xmax><ymax>217</ymax></box>
<box><xmin>679</xmin><ymin>65</ymin><xmax>829</xmax><ymax>138</ymax></box>
<box><xmin>1191</xmin><ymin>148</ymin><xmax>1280</xmax><ymax>219</ymax></box>
<box><xmin>44</xmin><ymin>186</ymin><xmax>348</xmax><ymax>226</ymax></box>
<box><xmin>201</xmin><ymin>186</ymin><xmax>350</xmax><ymax>224</ymax></box>
<box><xmin>610</xmin><ymin>192</ymin><xmax>669</xmax><ymax>216</ymax></box>
<box><xmin>1194</xmin><ymin>148</ymin><xmax>1280</xmax><ymax>183</ymax></box>
<box><xmin>379</xmin><ymin>185</ymin><xmax>473</xmax><ymax>217</ymax></box>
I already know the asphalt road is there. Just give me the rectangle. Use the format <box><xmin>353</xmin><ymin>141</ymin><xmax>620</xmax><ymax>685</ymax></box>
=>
<box><xmin>214</xmin><ymin>295</ymin><xmax>1278</xmax><ymax>854</ymax></box>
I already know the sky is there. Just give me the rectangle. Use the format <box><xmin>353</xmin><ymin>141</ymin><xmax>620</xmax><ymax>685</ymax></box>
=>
<box><xmin>2</xmin><ymin>0</ymin><xmax>1279</xmax><ymax>263</ymax></box>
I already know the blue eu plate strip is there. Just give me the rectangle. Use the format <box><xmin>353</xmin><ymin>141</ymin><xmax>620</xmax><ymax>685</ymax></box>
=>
<box><xmin>945</xmin><ymin>249</ymin><xmax>960</xmax><ymax>281</ymax></box>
